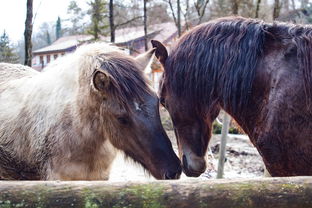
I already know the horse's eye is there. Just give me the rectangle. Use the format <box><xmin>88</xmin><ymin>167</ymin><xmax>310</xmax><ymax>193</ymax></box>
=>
<box><xmin>117</xmin><ymin>117</ymin><xmax>129</xmax><ymax>125</ymax></box>
<box><xmin>160</xmin><ymin>97</ymin><xmax>166</xmax><ymax>107</ymax></box>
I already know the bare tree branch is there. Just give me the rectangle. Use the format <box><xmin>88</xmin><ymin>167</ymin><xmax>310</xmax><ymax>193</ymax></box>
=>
<box><xmin>182</xmin><ymin>0</ymin><xmax>191</xmax><ymax>30</ymax></box>
<box><xmin>115</xmin><ymin>16</ymin><xmax>143</xmax><ymax>29</ymax></box>
<box><xmin>194</xmin><ymin>0</ymin><xmax>210</xmax><ymax>24</ymax></box>
<box><xmin>164</xmin><ymin>0</ymin><xmax>178</xmax><ymax>27</ymax></box>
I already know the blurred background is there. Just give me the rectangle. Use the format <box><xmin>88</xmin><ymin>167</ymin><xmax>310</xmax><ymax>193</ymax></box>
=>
<box><xmin>0</xmin><ymin>0</ymin><xmax>308</xmax><ymax>181</ymax></box>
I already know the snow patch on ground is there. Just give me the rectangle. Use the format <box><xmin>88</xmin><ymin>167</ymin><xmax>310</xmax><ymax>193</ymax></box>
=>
<box><xmin>109</xmin><ymin>132</ymin><xmax>265</xmax><ymax>181</ymax></box>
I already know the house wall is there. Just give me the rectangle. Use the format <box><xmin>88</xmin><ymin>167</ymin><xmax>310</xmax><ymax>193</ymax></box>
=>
<box><xmin>32</xmin><ymin>52</ymin><xmax>66</xmax><ymax>71</ymax></box>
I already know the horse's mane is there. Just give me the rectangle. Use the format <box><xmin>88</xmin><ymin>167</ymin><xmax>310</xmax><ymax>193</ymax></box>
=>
<box><xmin>97</xmin><ymin>52</ymin><xmax>151</xmax><ymax>109</ymax></box>
<box><xmin>164</xmin><ymin>16</ymin><xmax>312</xmax><ymax>114</ymax></box>
<box><xmin>43</xmin><ymin>43</ymin><xmax>151</xmax><ymax>110</ymax></box>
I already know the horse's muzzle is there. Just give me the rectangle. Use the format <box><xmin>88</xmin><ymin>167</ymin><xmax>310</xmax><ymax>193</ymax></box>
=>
<box><xmin>163</xmin><ymin>166</ymin><xmax>182</xmax><ymax>179</ymax></box>
<box><xmin>182</xmin><ymin>154</ymin><xmax>206</xmax><ymax>177</ymax></box>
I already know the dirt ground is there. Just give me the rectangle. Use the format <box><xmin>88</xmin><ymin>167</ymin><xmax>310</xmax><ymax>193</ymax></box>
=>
<box><xmin>109</xmin><ymin>109</ymin><xmax>265</xmax><ymax>181</ymax></box>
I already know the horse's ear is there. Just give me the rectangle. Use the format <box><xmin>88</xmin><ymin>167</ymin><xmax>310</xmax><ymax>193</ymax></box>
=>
<box><xmin>151</xmin><ymin>40</ymin><xmax>168</xmax><ymax>66</ymax></box>
<box><xmin>92</xmin><ymin>71</ymin><xmax>111</xmax><ymax>92</ymax></box>
<box><xmin>135</xmin><ymin>48</ymin><xmax>156</xmax><ymax>71</ymax></box>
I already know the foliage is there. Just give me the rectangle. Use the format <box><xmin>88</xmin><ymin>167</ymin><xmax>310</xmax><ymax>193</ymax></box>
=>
<box><xmin>212</xmin><ymin>121</ymin><xmax>240</xmax><ymax>134</ymax></box>
<box><xmin>65</xmin><ymin>1</ymin><xmax>88</xmax><ymax>35</ymax></box>
<box><xmin>32</xmin><ymin>22</ymin><xmax>55</xmax><ymax>50</ymax></box>
<box><xmin>56</xmin><ymin>17</ymin><xmax>62</xmax><ymax>40</ymax></box>
<box><xmin>302</xmin><ymin>3</ymin><xmax>312</xmax><ymax>23</ymax></box>
<box><xmin>46</xmin><ymin>31</ymin><xmax>51</xmax><ymax>45</ymax></box>
<box><xmin>0</xmin><ymin>31</ymin><xmax>19</xmax><ymax>63</ymax></box>
<box><xmin>87</xmin><ymin>0</ymin><xmax>109</xmax><ymax>40</ymax></box>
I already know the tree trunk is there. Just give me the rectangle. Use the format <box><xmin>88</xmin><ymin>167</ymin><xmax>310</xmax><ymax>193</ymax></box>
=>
<box><xmin>184</xmin><ymin>0</ymin><xmax>190</xmax><ymax>29</ymax></box>
<box><xmin>232</xmin><ymin>0</ymin><xmax>239</xmax><ymax>15</ymax></box>
<box><xmin>255</xmin><ymin>0</ymin><xmax>261</xmax><ymax>18</ymax></box>
<box><xmin>273</xmin><ymin>0</ymin><xmax>281</xmax><ymax>20</ymax></box>
<box><xmin>143</xmin><ymin>0</ymin><xmax>148</xmax><ymax>51</ymax></box>
<box><xmin>1</xmin><ymin>177</ymin><xmax>312</xmax><ymax>207</ymax></box>
<box><xmin>109</xmin><ymin>0</ymin><xmax>115</xmax><ymax>43</ymax></box>
<box><xmin>24</xmin><ymin>0</ymin><xmax>33</xmax><ymax>66</ymax></box>
<box><xmin>177</xmin><ymin>0</ymin><xmax>181</xmax><ymax>37</ymax></box>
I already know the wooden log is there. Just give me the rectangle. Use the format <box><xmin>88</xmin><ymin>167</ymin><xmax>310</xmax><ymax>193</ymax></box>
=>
<box><xmin>1</xmin><ymin>177</ymin><xmax>312</xmax><ymax>208</ymax></box>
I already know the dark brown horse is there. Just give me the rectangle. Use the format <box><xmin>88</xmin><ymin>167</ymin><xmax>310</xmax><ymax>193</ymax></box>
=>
<box><xmin>152</xmin><ymin>16</ymin><xmax>312</xmax><ymax>177</ymax></box>
<box><xmin>0</xmin><ymin>43</ymin><xmax>181</xmax><ymax>180</ymax></box>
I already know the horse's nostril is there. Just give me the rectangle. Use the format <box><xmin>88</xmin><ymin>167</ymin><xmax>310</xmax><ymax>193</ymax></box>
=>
<box><xmin>165</xmin><ymin>171</ymin><xmax>178</xmax><ymax>179</ymax></box>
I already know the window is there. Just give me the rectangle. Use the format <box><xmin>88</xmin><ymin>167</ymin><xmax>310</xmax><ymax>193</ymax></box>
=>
<box><xmin>47</xmin><ymin>55</ymin><xmax>50</xmax><ymax>63</ymax></box>
<box><xmin>54</xmin><ymin>54</ymin><xmax>58</xmax><ymax>60</ymax></box>
<box><xmin>40</xmin><ymin>56</ymin><xmax>43</xmax><ymax>65</ymax></box>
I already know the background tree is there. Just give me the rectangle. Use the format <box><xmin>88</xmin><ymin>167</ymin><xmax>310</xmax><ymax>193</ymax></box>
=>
<box><xmin>32</xmin><ymin>22</ymin><xmax>55</xmax><ymax>50</ymax></box>
<box><xmin>255</xmin><ymin>0</ymin><xmax>261</xmax><ymax>18</ymax></box>
<box><xmin>144</xmin><ymin>0</ymin><xmax>148</xmax><ymax>50</ymax></box>
<box><xmin>147</xmin><ymin>2</ymin><xmax>171</xmax><ymax>25</ymax></box>
<box><xmin>46</xmin><ymin>30</ymin><xmax>51</xmax><ymax>45</ymax></box>
<box><xmin>273</xmin><ymin>0</ymin><xmax>282</xmax><ymax>19</ymax></box>
<box><xmin>166</xmin><ymin>0</ymin><xmax>179</xmax><ymax>32</ymax></box>
<box><xmin>65</xmin><ymin>0</ymin><xmax>87</xmax><ymax>35</ymax></box>
<box><xmin>232</xmin><ymin>0</ymin><xmax>239</xmax><ymax>15</ymax></box>
<box><xmin>177</xmin><ymin>0</ymin><xmax>181</xmax><ymax>36</ymax></box>
<box><xmin>24</xmin><ymin>0</ymin><xmax>33</xmax><ymax>66</ymax></box>
<box><xmin>108</xmin><ymin>0</ymin><xmax>144</xmax><ymax>43</ymax></box>
<box><xmin>56</xmin><ymin>16</ymin><xmax>62</xmax><ymax>40</ymax></box>
<box><xmin>109</xmin><ymin>0</ymin><xmax>115</xmax><ymax>42</ymax></box>
<box><xmin>194</xmin><ymin>0</ymin><xmax>210</xmax><ymax>24</ymax></box>
<box><xmin>88</xmin><ymin>0</ymin><xmax>108</xmax><ymax>40</ymax></box>
<box><xmin>0</xmin><ymin>31</ymin><xmax>19</xmax><ymax>63</ymax></box>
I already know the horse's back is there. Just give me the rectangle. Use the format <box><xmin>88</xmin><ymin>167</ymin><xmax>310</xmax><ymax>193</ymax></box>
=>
<box><xmin>0</xmin><ymin>63</ymin><xmax>38</xmax><ymax>84</ymax></box>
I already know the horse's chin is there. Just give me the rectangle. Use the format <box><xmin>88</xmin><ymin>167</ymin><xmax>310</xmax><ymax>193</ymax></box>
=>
<box><xmin>182</xmin><ymin>166</ymin><xmax>204</xmax><ymax>177</ymax></box>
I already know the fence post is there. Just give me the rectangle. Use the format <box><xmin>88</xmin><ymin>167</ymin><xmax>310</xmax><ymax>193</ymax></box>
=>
<box><xmin>217</xmin><ymin>113</ymin><xmax>231</xmax><ymax>179</ymax></box>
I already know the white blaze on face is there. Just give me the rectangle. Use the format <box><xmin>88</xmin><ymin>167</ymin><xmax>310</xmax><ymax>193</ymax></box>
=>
<box><xmin>134</xmin><ymin>102</ymin><xmax>142</xmax><ymax>111</ymax></box>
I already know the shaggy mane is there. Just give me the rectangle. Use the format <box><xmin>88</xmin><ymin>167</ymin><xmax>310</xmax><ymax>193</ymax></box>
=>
<box><xmin>97</xmin><ymin>52</ymin><xmax>151</xmax><ymax>111</ymax></box>
<box><xmin>164</xmin><ymin>16</ymin><xmax>312</xmax><ymax>114</ymax></box>
<box><xmin>45</xmin><ymin>43</ymin><xmax>152</xmax><ymax>111</ymax></box>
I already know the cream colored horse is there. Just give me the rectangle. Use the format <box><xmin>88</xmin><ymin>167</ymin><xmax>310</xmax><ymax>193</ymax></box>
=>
<box><xmin>0</xmin><ymin>43</ymin><xmax>181</xmax><ymax>180</ymax></box>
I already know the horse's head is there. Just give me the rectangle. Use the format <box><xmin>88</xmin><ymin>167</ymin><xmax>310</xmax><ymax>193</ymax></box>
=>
<box><xmin>90</xmin><ymin>47</ymin><xmax>181</xmax><ymax>179</ymax></box>
<box><xmin>152</xmin><ymin>40</ymin><xmax>220</xmax><ymax>177</ymax></box>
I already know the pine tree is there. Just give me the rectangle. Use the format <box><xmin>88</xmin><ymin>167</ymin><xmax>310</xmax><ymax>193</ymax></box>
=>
<box><xmin>88</xmin><ymin>0</ymin><xmax>108</xmax><ymax>40</ymax></box>
<box><xmin>66</xmin><ymin>1</ymin><xmax>86</xmax><ymax>35</ymax></box>
<box><xmin>46</xmin><ymin>31</ymin><xmax>51</xmax><ymax>45</ymax></box>
<box><xmin>0</xmin><ymin>31</ymin><xmax>19</xmax><ymax>63</ymax></box>
<box><xmin>56</xmin><ymin>16</ymin><xmax>62</xmax><ymax>40</ymax></box>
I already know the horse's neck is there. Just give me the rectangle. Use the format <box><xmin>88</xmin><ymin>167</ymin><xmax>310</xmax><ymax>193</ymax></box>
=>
<box><xmin>221</xmin><ymin>96</ymin><xmax>266</xmax><ymax>144</ymax></box>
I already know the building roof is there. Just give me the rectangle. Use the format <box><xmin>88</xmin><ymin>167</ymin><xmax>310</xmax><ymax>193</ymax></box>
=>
<box><xmin>33</xmin><ymin>22</ymin><xmax>178</xmax><ymax>55</ymax></box>
<box><xmin>33</xmin><ymin>35</ymin><xmax>94</xmax><ymax>55</ymax></box>
<box><xmin>104</xmin><ymin>22</ymin><xmax>177</xmax><ymax>44</ymax></box>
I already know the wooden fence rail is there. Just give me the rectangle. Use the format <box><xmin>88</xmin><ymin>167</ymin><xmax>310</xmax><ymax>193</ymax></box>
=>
<box><xmin>0</xmin><ymin>177</ymin><xmax>312</xmax><ymax>208</ymax></box>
